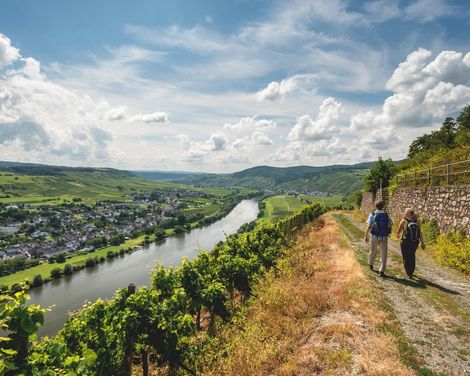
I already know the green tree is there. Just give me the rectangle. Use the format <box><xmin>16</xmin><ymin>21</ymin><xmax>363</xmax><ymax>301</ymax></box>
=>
<box><xmin>456</xmin><ymin>104</ymin><xmax>470</xmax><ymax>131</ymax></box>
<box><xmin>364</xmin><ymin>157</ymin><xmax>396</xmax><ymax>193</ymax></box>
<box><xmin>50</xmin><ymin>267</ymin><xmax>62</xmax><ymax>279</ymax></box>
<box><xmin>31</xmin><ymin>275</ymin><xmax>43</xmax><ymax>288</ymax></box>
<box><xmin>56</xmin><ymin>253</ymin><xmax>66</xmax><ymax>263</ymax></box>
<box><xmin>63</xmin><ymin>264</ymin><xmax>73</xmax><ymax>276</ymax></box>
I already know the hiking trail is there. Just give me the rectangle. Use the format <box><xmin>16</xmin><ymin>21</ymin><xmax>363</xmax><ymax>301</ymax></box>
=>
<box><xmin>333</xmin><ymin>212</ymin><xmax>470</xmax><ymax>376</ymax></box>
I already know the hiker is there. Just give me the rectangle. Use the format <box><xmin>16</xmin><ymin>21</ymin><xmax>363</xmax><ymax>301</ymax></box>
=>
<box><xmin>397</xmin><ymin>208</ymin><xmax>425</xmax><ymax>279</ymax></box>
<box><xmin>364</xmin><ymin>201</ymin><xmax>393</xmax><ymax>277</ymax></box>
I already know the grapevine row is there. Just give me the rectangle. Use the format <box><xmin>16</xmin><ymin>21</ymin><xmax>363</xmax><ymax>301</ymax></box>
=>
<box><xmin>0</xmin><ymin>204</ymin><xmax>324</xmax><ymax>375</ymax></box>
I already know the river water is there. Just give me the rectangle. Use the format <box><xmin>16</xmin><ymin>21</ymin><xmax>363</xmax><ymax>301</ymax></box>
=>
<box><xmin>28</xmin><ymin>199</ymin><xmax>259</xmax><ymax>337</ymax></box>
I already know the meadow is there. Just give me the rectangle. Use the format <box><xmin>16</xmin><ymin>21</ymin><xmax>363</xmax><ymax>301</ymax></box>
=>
<box><xmin>257</xmin><ymin>194</ymin><xmax>341</xmax><ymax>223</ymax></box>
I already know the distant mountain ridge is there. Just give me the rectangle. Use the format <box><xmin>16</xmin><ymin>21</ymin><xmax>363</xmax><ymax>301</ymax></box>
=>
<box><xmin>137</xmin><ymin>162</ymin><xmax>377</xmax><ymax>195</ymax></box>
<box><xmin>0</xmin><ymin>160</ymin><xmax>376</xmax><ymax>195</ymax></box>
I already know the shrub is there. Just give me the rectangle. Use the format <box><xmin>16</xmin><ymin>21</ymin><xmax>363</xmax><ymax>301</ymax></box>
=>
<box><xmin>100</xmin><ymin>256</ymin><xmax>106</xmax><ymax>262</ymax></box>
<box><xmin>155</xmin><ymin>230</ymin><xmax>165</xmax><ymax>241</ymax></box>
<box><xmin>119</xmin><ymin>249</ymin><xmax>125</xmax><ymax>256</ymax></box>
<box><xmin>85</xmin><ymin>258</ymin><xmax>96</xmax><ymax>268</ymax></box>
<box><xmin>50</xmin><ymin>267</ymin><xmax>62</xmax><ymax>279</ymax></box>
<box><xmin>431</xmin><ymin>230</ymin><xmax>470</xmax><ymax>274</ymax></box>
<box><xmin>174</xmin><ymin>225</ymin><xmax>185</xmax><ymax>234</ymax></box>
<box><xmin>106</xmin><ymin>250</ymin><xmax>116</xmax><ymax>259</ymax></box>
<box><xmin>421</xmin><ymin>217</ymin><xmax>440</xmax><ymax>245</ymax></box>
<box><xmin>31</xmin><ymin>274</ymin><xmax>44</xmax><ymax>287</ymax></box>
<box><xmin>63</xmin><ymin>264</ymin><xmax>73</xmax><ymax>276</ymax></box>
<box><xmin>56</xmin><ymin>253</ymin><xmax>66</xmax><ymax>263</ymax></box>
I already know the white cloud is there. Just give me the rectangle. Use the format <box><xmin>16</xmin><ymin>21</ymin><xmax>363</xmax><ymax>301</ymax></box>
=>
<box><xmin>256</xmin><ymin>74</ymin><xmax>316</xmax><ymax>101</ymax></box>
<box><xmin>105</xmin><ymin>106</ymin><xmax>128</xmax><ymax>121</ymax></box>
<box><xmin>223</xmin><ymin>116</ymin><xmax>275</xmax><ymax>134</ymax></box>
<box><xmin>0</xmin><ymin>34</ymin><xmax>20</xmax><ymax>67</ymax></box>
<box><xmin>352</xmin><ymin>48</ymin><xmax>470</xmax><ymax>131</ymax></box>
<box><xmin>0</xmin><ymin>35</ymin><xmax>117</xmax><ymax>162</ymax></box>
<box><xmin>130</xmin><ymin>112</ymin><xmax>168</xmax><ymax>123</ymax></box>
<box><xmin>404</xmin><ymin>0</ymin><xmax>454</xmax><ymax>23</ymax></box>
<box><xmin>288</xmin><ymin>97</ymin><xmax>342</xmax><ymax>141</ymax></box>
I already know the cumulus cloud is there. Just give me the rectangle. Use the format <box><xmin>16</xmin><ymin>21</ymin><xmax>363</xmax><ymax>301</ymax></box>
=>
<box><xmin>105</xmin><ymin>106</ymin><xmax>128</xmax><ymax>121</ymax></box>
<box><xmin>130</xmin><ymin>112</ymin><xmax>168</xmax><ymax>123</ymax></box>
<box><xmin>256</xmin><ymin>74</ymin><xmax>316</xmax><ymax>101</ymax></box>
<box><xmin>351</xmin><ymin>48</ymin><xmax>470</xmax><ymax>131</ymax></box>
<box><xmin>223</xmin><ymin>116</ymin><xmax>275</xmax><ymax>134</ymax></box>
<box><xmin>0</xmin><ymin>34</ymin><xmax>116</xmax><ymax>162</ymax></box>
<box><xmin>177</xmin><ymin>116</ymin><xmax>276</xmax><ymax>163</ymax></box>
<box><xmin>0</xmin><ymin>34</ymin><xmax>20</xmax><ymax>67</ymax></box>
<box><xmin>288</xmin><ymin>97</ymin><xmax>342</xmax><ymax>141</ymax></box>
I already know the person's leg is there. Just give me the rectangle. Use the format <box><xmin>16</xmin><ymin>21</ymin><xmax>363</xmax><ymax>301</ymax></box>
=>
<box><xmin>409</xmin><ymin>243</ymin><xmax>418</xmax><ymax>277</ymax></box>
<box><xmin>368</xmin><ymin>239</ymin><xmax>378</xmax><ymax>269</ymax></box>
<box><xmin>401</xmin><ymin>241</ymin><xmax>412</xmax><ymax>277</ymax></box>
<box><xmin>379</xmin><ymin>238</ymin><xmax>388</xmax><ymax>274</ymax></box>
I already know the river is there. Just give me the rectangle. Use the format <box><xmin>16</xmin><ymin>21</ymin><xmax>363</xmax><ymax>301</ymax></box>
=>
<box><xmin>28</xmin><ymin>199</ymin><xmax>259</xmax><ymax>337</ymax></box>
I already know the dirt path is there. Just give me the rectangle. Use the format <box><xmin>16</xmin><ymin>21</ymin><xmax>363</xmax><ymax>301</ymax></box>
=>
<box><xmin>333</xmin><ymin>212</ymin><xmax>470</xmax><ymax>376</ymax></box>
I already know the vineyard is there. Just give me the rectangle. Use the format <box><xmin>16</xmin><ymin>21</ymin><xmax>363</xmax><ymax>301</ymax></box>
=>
<box><xmin>0</xmin><ymin>204</ymin><xmax>324</xmax><ymax>375</ymax></box>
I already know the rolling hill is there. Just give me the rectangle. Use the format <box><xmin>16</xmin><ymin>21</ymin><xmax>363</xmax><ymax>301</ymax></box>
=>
<box><xmin>139</xmin><ymin>163</ymin><xmax>375</xmax><ymax>195</ymax></box>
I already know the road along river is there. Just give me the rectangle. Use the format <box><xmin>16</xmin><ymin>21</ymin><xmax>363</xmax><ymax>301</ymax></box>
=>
<box><xmin>28</xmin><ymin>199</ymin><xmax>259</xmax><ymax>337</ymax></box>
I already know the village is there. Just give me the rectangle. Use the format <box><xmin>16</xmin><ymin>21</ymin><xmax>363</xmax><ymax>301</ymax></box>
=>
<box><xmin>0</xmin><ymin>188</ymin><xmax>210</xmax><ymax>261</ymax></box>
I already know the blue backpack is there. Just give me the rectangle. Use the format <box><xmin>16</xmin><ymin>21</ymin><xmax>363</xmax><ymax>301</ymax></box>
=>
<box><xmin>371</xmin><ymin>212</ymin><xmax>391</xmax><ymax>237</ymax></box>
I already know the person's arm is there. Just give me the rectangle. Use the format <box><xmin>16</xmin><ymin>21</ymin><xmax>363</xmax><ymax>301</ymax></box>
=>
<box><xmin>419</xmin><ymin>226</ymin><xmax>426</xmax><ymax>250</ymax></box>
<box><xmin>364</xmin><ymin>223</ymin><xmax>371</xmax><ymax>243</ymax></box>
<box><xmin>397</xmin><ymin>219</ymin><xmax>405</xmax><ymax>239</ymax></box>
<box><xmin>364</xmin><ymin>214</ymin><xmax>372</xmax><ymax>243</ymax></box>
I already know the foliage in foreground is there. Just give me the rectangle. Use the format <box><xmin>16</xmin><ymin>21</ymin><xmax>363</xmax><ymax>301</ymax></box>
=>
<box><xmin>0</xmin><ymin>204</ymin><xmax>324</xmax><ymax>375</ymax></box>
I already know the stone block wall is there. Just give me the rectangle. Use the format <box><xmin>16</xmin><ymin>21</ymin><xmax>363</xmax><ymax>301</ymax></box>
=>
<box><xmin>361</xmin><ymin>185</ymin><xmax>470</xmax><ymax>234</ymax></box>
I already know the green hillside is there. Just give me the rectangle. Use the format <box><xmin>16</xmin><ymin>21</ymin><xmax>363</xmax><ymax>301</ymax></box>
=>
<box><xmin>169</xmin><ymin>163</ymin><xmax>373</xmax><ymax>195</ymax></box>
<box><xmin>0</xmin><ymin>164</ymin><xmax>235</xmax><ymax>206</ymax></box>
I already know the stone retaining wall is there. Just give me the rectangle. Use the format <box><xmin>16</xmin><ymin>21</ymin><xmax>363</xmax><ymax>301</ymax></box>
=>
<box><xmin>361</xmin><ymin>185</ymin><xmax>470</xmax><ymax>233</ymax></box>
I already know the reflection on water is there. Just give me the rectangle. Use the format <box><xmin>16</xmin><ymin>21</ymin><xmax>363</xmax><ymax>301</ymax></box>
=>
<box><xmin>28</xmin><ymin>199</ymin><xmax>259</xmax><ymax>337</ymax></box>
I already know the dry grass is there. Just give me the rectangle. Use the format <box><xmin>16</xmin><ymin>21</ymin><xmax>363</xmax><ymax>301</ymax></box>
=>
<box><xmin>200</xmin><ymin>214</ymin><xmax>414</xmax><ymax>376</ymax></box>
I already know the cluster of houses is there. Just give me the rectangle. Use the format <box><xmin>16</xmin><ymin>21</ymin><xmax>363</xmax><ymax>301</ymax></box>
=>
<box><xmin>0</xmin><ymin>188</ymin><xmax>208</xmax><ymax>261</ymax></box>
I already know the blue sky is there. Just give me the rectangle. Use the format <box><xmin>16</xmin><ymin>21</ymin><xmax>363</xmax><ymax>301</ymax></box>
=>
<box><xmin>0</xmin><ymin>0</ymin><xmax>469</xmax><ymax>171</ymax></box>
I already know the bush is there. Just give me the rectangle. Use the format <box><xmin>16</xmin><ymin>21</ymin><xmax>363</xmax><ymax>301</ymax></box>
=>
<box><xmin>100</xmin><ymin>256</ymin><xmax>106</xmax><ymax>262</ymax></box>
<box><xmin>421</xmin><ymin>217</ymin><xmax>440</xmax><ymax>245</ymax></box>
<box><xmin>85</xmin><ymin>258</ymin><xmax>96</xmax><ymax>268</ymax></box>
<box><xmin>56</xmin><ymin>253</ymin><xmax>66</xmax><ymax>263</ymax></box>
<box><xmin>31</xmin><ymin>274</ymin><xmax>44</xmax><ymax>287</ymax></box>
<box><xmin>106</xmin><ymin>251</ymin><xmax>116</xmax><ymax>259</ymax></box>
<box><xmin>63</xmin><ymin>264</ymin><xmax>73</xmax><ymax>276</ymax></box>
<box><xmin>174</xmin><ymin>225</ymin><xmax>185</xmax><ymax>234</ymax></box>
<box><xmin>155</xmin><ymin>230</ymin><xmax>165</xmax><ymax>241</ymax></box>
<box><xmin>50</xmin><ymin>267</ymin><xmax>62</xmax><ymax>279</ymax></box>
<box><xmin>431</xmin><ymin>230</ymin><xmax>470</xmax><ymax>274</ymax></box>
<box><xmin>119</xmin><ymin>249</ymin><xmax>125</xmax><ymax>256</ymax></box>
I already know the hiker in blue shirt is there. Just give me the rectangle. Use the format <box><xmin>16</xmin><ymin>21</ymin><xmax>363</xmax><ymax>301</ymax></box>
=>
<box><xmin>397</xmin><ymin>208</ymin><xmax>425</xmax><ymax>279</ymax></box>
<box><xmin>364</xmin><ymin>201</ymin><xmax>393</xmax><ymax>277</ymax></box>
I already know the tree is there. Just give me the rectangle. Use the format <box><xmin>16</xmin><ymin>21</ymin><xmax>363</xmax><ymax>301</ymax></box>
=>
<box><xmin>155</xmin><ymin>230</ymin><xmax>165</xmax><ymax>241</ymax></box>
<box><xmin>56</xmin><ymin>253</ymin><xmax>66</xmax><ymax>263</ymax></box>
<box><xmin>456</xmin><ymin>105</ymin><xmax>470</xmax><ymax>131</ymax></box>
<box><xmin>364</xmin><ymin>157</ymin><xmax>396</xmax><ymax>193</ymax></box>
<box><xmin>63</xmin><ymin>264</ymin><xmax>73</xmax><ymax>276</ymax></box>
<box><xmin>50</xmin><ymin>267</ymin><xmax>62</xmax><ymax>279</ymax></box>
<box><xmin>31</xmin><ymin>274</ymin><xmax>43</xmax><ymax>288</ymax></box>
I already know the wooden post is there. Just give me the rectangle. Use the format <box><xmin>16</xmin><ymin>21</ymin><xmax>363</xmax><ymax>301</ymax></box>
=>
<box><xmin>125</xmin><ymin>283</ymin><xmax>136</xmax><ymax>376</ymax></box>
<box><xmin>446</xmin><ymin>164</ymin><xmax>450</xmax><ymax>185</ymax></box>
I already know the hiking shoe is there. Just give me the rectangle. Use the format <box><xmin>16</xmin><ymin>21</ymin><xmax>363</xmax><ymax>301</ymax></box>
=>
<box><xmin>369</xmin><ymin>264</ymin><xmax>374</xmax><ymax>271</ymax></box>
<box><xmin>379</xmin><ymin>272</ymin><xmax>386</xmax><ymax>278</ymax></box>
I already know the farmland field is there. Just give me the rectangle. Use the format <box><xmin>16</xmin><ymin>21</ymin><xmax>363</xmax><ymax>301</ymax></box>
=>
<box><xmin>257</xmin><ymin>195</ymin><xmax>342</xmax><ymax>223</ymax></box>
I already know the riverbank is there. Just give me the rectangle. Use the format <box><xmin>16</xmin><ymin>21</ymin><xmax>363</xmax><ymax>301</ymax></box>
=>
<box><xmin>26</xmin><ymin>199</ymin><xmax>259</xmax><ymax>337</ymax></box>
<box><xmin>0</xmin><ymin>195</ymin><xmax>259</xmax><ymax>289</ymax></box>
